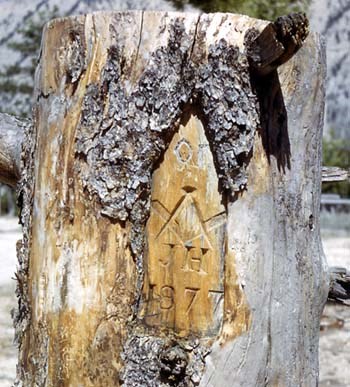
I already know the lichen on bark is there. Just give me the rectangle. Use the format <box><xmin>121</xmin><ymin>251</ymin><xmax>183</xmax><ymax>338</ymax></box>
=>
<box><xmin>73</xmin><ymin>16</ymin><xmax>259</xmax><ymax>385</ymax></box>
<box><xmin>75</xmin><ymin>16</ymin><xmax>258</xmax><ymax>288</ymax></box>
<box><xmin>76</xmin><ymin>19</ymin><xmax>258</xmax><ymax>224</ymax></box>
<box><xmin>15</xmin><ymin>13</ymin><xmax>262</xmax><ymax>386</ymax></box>
<box><xmin>13</xmin><ymin>117</ymin><xmax>38</xmax><ymax>385</ymax></box>
<box><xmin>70</xmin><ymin>18</ymin><xmax>259</xmax><ymax>386</ymax></box>
<box><xmin>121</xmin><ymin>335</ymin><xmax>209</xmax><ymax>387</ymax></box>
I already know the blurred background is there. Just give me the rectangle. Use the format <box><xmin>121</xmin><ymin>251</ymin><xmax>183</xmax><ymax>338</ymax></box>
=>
<box><xmin>0</xmin><ymin>0</ymin><xmax>349</xmax><ymax>386</ymax></box>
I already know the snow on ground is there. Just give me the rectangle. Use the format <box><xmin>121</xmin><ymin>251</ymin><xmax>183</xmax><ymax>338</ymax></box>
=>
<box><xmin>0</xmin><ymin>215</ymin><xmax>349</xmax><ymax>385</ymax></box>
<box><xmin>319</xmin><ymin>227</ymin><xmax>350</xmax><ymax>387</ymax></box>
<box><xmin>0</xmin><ymin>217</ymin><xmax>21</xmax><ymax>387</ymax></box>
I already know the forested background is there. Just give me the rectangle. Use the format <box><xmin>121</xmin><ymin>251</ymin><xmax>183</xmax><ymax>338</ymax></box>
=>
<box><xmin>0</xmin><ymin>0</ymin><xmax>348</xmax><ymax>213</ymax></box>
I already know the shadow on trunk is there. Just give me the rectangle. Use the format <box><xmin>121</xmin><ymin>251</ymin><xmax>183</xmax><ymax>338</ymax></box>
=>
<box><xmin>251</xmin><ymin>69</ymin><xmax>291</xmax><ymax>173</ymax></box>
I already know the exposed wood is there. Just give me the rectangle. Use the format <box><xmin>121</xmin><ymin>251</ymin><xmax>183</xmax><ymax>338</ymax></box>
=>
<box><xmin>12</xmin><ymin>10</ymin><xmax>327</xmax><ymax>387</ymax></box>
<box><xmin>328</xmin><ymin>267</ymin><xmax>350</xmax><ymax>305</ymax></box>
<box><xmin>322</xmin><ymin>166</ymin><xmax>350</xmax><ymax>182</ymax></box>
<box><xmin>199</xmin><ymin>21</ymin><xmax>328</xmax><ymax>387</ymax></box>
<box><xmin>140</xmin><ymin>112</ymin><xmax>250</xmax><ymax>338</ymax></box>
<box><xmin>0</xmin><ymin>113</ymin><xmax>25</xmax><ymax>187</ymax></box>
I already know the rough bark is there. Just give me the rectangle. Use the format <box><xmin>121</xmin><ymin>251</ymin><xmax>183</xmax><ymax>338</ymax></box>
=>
<box><xmin>13</xmin><ymin>11</ymin><xmax>328</xmax><ymax>387</ymax></box>
<box><xmin>0</xmin><ymin>113</ymin><xmax>25</xmax><ymax>188</ymax></box>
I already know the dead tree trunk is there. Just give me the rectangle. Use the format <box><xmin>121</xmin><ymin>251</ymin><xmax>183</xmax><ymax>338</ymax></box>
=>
<box><xmin>2</xmin><ymin>11</ymin><xmax>328</xmax><ymax>387</ymax></box>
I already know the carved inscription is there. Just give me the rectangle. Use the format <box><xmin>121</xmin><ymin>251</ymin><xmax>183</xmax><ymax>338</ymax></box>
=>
<box><xmin>141</xmin><ymin>113</ymin><xmax>227</xmax><ymax>336</ymax></box>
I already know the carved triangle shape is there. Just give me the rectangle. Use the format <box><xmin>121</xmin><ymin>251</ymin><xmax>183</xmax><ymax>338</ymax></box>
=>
<box><xmin>140</xmin><ymin>112</ymin><xmax>226</xmax><ymax>335</ymax></box>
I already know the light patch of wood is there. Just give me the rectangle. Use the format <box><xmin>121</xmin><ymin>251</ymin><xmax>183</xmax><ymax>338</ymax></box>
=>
<box><xmin>141</xmin><ymin>112</ymin><xmax>250</xmax><ymax>338</ymax></box>
<box><xmin>29</xmin><ymin>189</ymin><xmax>135</xmax><ymax>385</ymax></box>
<box><xmin>246</xmin><ymin>134</ymin><xmax>271</xmax><ymax>196</ymax></box>
<box><xmin>26</xmin><ymin>14</ymin><xmax>138</xmax><ymax>386</ymax></box>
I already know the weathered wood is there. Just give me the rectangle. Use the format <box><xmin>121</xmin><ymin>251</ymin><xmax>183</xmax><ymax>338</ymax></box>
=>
<box><xmin>246</xmin><ymin>13</ymin><xmax>309</xmax><ymax>76</ymax></box>
<box><xmin>328</xmin><ymin>267</ymin><xmax>350</xmax><ymax>305</ymax></box>
<box><xmin>0</xmin><ymin>113</ymin><xmax>25</xmax><ymax>187</ymax></box>
<box><xmin>199</xmin><ymin>20</ymin><xmax>327</xmax><ymax>387</ymax></box>
<box><xmin>12</xmin><ymin>10</ymin><xmax>328</xmax><ymax>387</ymax></box>
<box><xmin>322</xmin><ymin>166</ymin><xmax>349</xmax><ymax>182</ymax></box>
<box><xmin>245</xmin><ymin>12</ymin><xmax>309</xmax><ymax>172</ymax></box>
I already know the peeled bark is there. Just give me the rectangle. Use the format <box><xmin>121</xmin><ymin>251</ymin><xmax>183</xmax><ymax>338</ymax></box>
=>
<box><xmin>13</xmin><ymin>11</ymin><xmax>328</xmax><ymax>387</ymax></box>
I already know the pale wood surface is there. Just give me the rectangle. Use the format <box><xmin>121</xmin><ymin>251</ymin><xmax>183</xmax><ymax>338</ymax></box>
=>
<box><xmin>201</xmin><ymin>32</ymin><xmax>328</xmax><ymax>386</ymax></box>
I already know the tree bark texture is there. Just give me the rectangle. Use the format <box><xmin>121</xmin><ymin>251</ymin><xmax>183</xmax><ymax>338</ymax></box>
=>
<box><xmin>14</xmin><ymin>11</ymin><xmax>328</xmax><ymax>387</ymax></box>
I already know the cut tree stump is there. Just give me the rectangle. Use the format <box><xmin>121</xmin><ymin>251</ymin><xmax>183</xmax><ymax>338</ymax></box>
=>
<box><xmin>0</xmin><ymin>10</ymin><xmax>329</xmax><ymax>387</ymax></box>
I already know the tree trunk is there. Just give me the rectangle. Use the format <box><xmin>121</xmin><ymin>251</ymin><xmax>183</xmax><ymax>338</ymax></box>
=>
<box><xmin>10</xmin><ymin>11</ymin><xmax>328</xmax><ymax>387</ymax></box>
